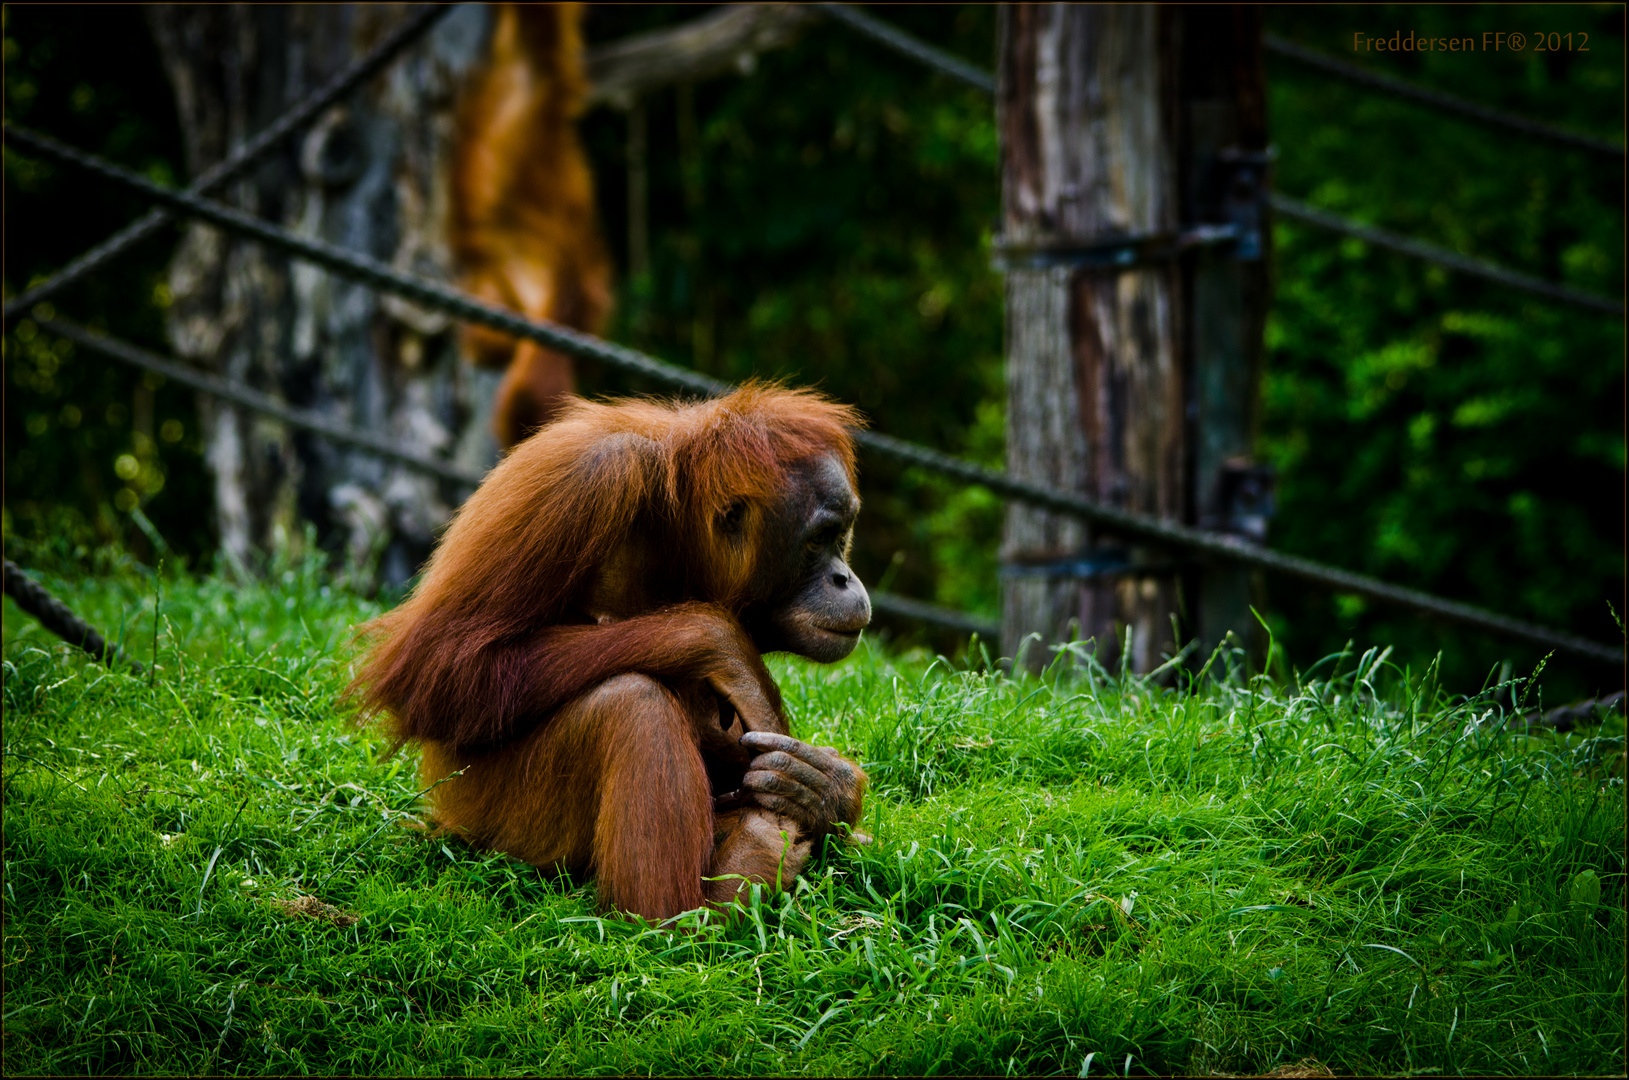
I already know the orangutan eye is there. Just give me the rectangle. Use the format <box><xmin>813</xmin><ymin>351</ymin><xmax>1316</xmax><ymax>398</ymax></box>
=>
<box><xmin>806</xmin><ymin>526</ymin><xmax>841</xmax><ymax>554</ymax></box>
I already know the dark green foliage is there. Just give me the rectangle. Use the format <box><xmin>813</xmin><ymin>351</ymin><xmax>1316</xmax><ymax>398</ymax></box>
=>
<box><xmin>5</xmin><ymin>563</ymin><xmax>1623</xmax><ymax>1075</ymax></box>
<box><xmin>1260</xmin><ymin>5</ymin><xmax>1625</xmax><ymax>698</ymax></box>
<box><xmin>2</xmin><ymin>4</ymin><xmax>211</xmax><ymax>562</ymax></box>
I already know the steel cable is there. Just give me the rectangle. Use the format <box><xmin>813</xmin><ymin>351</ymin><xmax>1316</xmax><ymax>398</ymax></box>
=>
<box><xmin>812</xmin><ymin>8</ymin><xmax>1625</xmax><ymax>161</ymax></box>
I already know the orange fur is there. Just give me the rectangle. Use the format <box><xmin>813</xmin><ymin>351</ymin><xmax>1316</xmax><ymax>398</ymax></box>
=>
<box><xmin>453</xmin><ymin>2</ymin><xmax>613</xmax><ymax>446</ymax></box>
<box><xmin>349</xmin><ymin>385</ymin><xmax>868</xmax><ymax>922</ymax></box>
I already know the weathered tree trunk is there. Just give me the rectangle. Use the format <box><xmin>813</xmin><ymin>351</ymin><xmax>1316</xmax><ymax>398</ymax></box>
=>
<box><xmin>145</xmin><ymin>3</ymin><xmax>814</xmax><ymax>588</ymax></box>
<box><xmin>998</xmin><ymin>5</ymin><xmax>1183</xmax><ymax>673</ymax></box>
<box><xmin>148</xmin><ymin>4</ymin><xmax>501</xmax><ymax>587</ymax></box>
<box><xmin>997</xmin><ymin>4</ymin><xmax>1270</xmax><ymax>673</ymax></box>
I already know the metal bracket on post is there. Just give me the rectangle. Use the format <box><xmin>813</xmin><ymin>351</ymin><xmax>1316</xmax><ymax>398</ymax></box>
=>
<box><xmin>1215</xmin><ymin>147</ymin><xmax>1275</xmax><ymax>261</ymax></box>
<box><xmin>991</xmin><ymin>145</ymin><xmax>1272</xmax><ymax>274</ymax></box>
<box><xmin>1199</xmin><ymin>460</ymin><xmax>1276</xmax><ymax>543</ymax></box>
<box><xmin>991</xmin><ymin>225</ymin><xmax>1238</xmax><ymax>273</ymax></box>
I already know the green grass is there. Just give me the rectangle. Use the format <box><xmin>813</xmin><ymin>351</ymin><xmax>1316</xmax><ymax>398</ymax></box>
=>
<box><xmin>4</xmin><ymin>556</ymin><xmax>1624</xmax><ymax>1076</ymax></box>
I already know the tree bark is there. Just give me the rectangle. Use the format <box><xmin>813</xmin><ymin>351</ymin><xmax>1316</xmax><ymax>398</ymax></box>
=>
<box><xmin>998</xmin><ymin>4</ymin><xmax>1184</xmax><ymax>673</ymax></box>
<box><xmin>145</xmin><ymin>3</ymin><xmax>819</xmax><ymax>587</ymax></box>
<box><xmin>583</xmin><ymin>4</ymin><xmax>814</xmax><ymax>110</ymax></box>
<box><xmin>998</xmin><ymin>5</ymin><xmax>1269</xmax><ymax>673</ymax></box>
<box><xmin>148</xmin><ymin>4</ymin><xmax>501</xmax><ymax>587</ymax></box>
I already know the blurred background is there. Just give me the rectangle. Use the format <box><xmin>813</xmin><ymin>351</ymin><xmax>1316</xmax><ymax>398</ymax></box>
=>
<box><xmin>4</xmin><ymin>4</ymin><xmax>1623</xmax><ymax>698</ymax></box>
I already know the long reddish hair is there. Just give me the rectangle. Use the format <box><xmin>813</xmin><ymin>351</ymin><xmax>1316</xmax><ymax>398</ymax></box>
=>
<box><xmin>350</xmin><ymin>382</ymin><xmax>861</xmax><ymax>737</ymax></box>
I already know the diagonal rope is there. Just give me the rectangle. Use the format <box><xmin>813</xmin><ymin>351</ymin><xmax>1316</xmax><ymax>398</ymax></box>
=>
<box><xmin>39</xmin><ymin>318</ymin><xmax>485</xmax><ymax>487</ymax></box>
<box><xmin>1</xmin><ymin>2</ymin><xmax>455</xmax><ymax>324</ymax></box>
<box><xmin>811</xmin><ymin>3</ymin><xmax>995</xmax><ymax>93</ymax></box>
<box><xmin>869</xmin><ymin>591</ymin><xmax>998</xmax><ymax>639</ymax></box>
<box><xmin>1271</xmin><ymin>194</ymin><xmax>1626</xmax><ymax>316</ymax></box>
<box><xmin>848</xmin><ymin>430</ymin><xmax>1623</xmax><ymax>667</ymax></box>
<box><xmin>7</xmin><ymin>124</ymin><xmax>1622</xmax><ymax>667</ymax></box>
<box><xmin>4</xmin><ymin>123</ymin><xmax>728</xmax><ymax>396</ymax></box>
<box><xmin>44</xmin><ymin>316</ymin><xmax>991</xmax><ymax>637</ymax></box>
<box><xmin>3</xmin><ymin>559</ymin><xmax>143</xmax><ymax>673</ymax></box>
<box><xmin>1264</xmin><ymin>33</ymin><xmax>1625</xmax><ymax>161</ymax></box>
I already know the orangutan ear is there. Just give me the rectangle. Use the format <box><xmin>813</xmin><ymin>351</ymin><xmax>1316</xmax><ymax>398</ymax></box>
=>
<box><xmin>716</xmin><ymin>499</ymin><xmax>749</xmax><ymax>539</ymax></box>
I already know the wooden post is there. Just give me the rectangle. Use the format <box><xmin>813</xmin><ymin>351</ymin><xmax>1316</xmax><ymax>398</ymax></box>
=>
<box><xmin>997</xmin><ymin>5</ymin><xmax>1269</xmax><ymax>673</ymax></box>
<box><xmin>1181</xmin><ymin>7</ymin><xmax>1271</xmax><ymax>658</ymax></box>
<box><xmin>998</xmin><ymin>5</ymin><xmax>1182</xmax><ymax>673</ymax></box>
